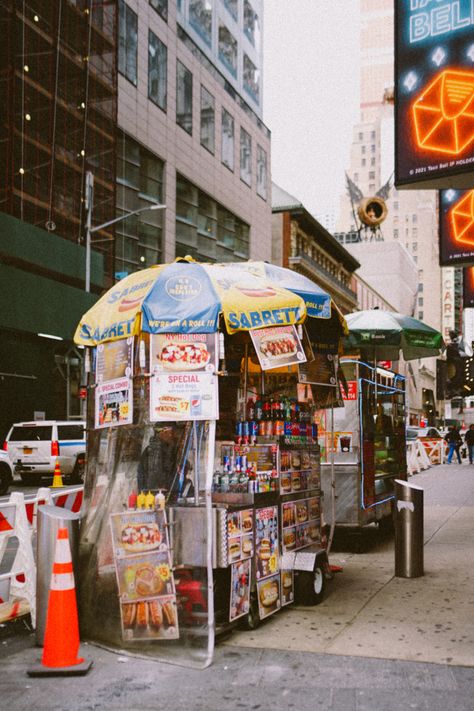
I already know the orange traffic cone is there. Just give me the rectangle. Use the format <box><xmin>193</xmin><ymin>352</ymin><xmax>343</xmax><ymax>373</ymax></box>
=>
<box><xmin>27</xmin><ymin>527</ymin><xmax>92</xmax><ymax>677</ymax></box>
<box><xmin>51</xmin><ymin>459</ymin><xmax>64</xmax><ymax>488</ymax></box>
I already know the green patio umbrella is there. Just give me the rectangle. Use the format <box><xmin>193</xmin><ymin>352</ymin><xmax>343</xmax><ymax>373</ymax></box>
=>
<box><xmin>343</xmin><ymin>309</ymin><xmax>445</xmax><ymax>361</ymax></box>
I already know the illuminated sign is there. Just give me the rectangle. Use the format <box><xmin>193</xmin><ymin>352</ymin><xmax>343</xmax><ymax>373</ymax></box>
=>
<box><xmin>396</xmin><ymin>1</ymin><xmax>474</xmax><ymax>188</ymax></box>
<box><xmin>463</xmin><ymin>266</ymin><xmax>474</xmax><ymax>307</ymax></box>
<box><xmin>439</xmin><ymin>188</ymin><xmax>474</xmax><ymax>264</ymax></box>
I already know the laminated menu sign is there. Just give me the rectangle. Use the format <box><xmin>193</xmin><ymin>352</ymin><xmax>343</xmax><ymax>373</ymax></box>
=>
<box><xmin>149</xmin><ymin>333</ymin><xmax>219</xmax><ymax>421</ymax></box>
<box><xmin>250</xmin><ymin>325</ymin><xmax>306</xmax><ymax>371</ymax></box>
<box><xmin>255</xmin><ymin>506</ymin><xmax>279</xmax><ymax>580</ymax></box>
<box><xmin>280</xmin><ymin>570</ymin><xmax>294</xmax><ymax>606</ymax></box>
<box><xmin>227</xmin><ymin>509</ymin><xmax>254</xmax><ymax>564</ymax></box>
<box><xmin>110</xmin><ymin>510</ymin><xmax>179</xmax><ymax>641</ymax></box>
<box><xmin>257</xmin><ymin>573</ymin><xmax>280</xmax><ymax>619</ymax></box>
<box><xmin>282</xmin><ymin>497</ymin><xmax>320</xmax><ymax>553</ymax></box>
<box><xmin>229</xmin><ymin>559</ymin><xmax>251</xmax><ymax>622</ymax></box>
<box><xmin>95</xmin><ymin>338</ymin><xmax>134</xmax><ymax>428</ymax></box>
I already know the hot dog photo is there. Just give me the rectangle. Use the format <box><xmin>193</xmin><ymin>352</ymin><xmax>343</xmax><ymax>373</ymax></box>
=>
<box><xmin>250</xmin><ymin>325</ymin><xmax>306</xmax><ymax>371</ymax></box>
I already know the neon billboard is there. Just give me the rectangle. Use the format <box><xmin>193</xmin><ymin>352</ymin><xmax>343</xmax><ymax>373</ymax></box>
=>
<box><xmin>396</xmin><ymin>1</ymin><xmax>474</xmax><ymax>188</ymax></box>
<box><xmin>439</xmin><ymin>188</ymin><xmax>474</xmax><ymax>265</ymax></box>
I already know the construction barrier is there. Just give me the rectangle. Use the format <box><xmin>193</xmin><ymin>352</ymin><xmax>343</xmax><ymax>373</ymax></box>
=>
<box><xmin>419</xmin><ymin>438</ymin><xmax>447</xmax><ymax>465</ymax></box>
<box><xmin>406</xmin><ymin>439</ymin><xmax>431</xmax><ymax>476</ymax></box>
<box><xmin>0</xmin><ymin>486</ymin><xmax>83</xmax><ymax>627</ymax></box>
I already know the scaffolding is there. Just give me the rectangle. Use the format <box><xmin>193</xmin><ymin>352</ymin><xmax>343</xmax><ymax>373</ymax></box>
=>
<box><xmin>0</xmin><ymin>0</ymin><xmax>117</xmax><ymax>287</ymax></box>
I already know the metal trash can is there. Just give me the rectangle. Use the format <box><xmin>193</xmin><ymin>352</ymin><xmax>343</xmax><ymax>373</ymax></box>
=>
<box><xmin>36</xmin><ymin>504</ymin><xmax>81</xmax><ymax>646</ymax></box>
<box><xmin>394</xmin><ymin>479</ymin><xmax>424</xmax><ymax>578</ymax></box>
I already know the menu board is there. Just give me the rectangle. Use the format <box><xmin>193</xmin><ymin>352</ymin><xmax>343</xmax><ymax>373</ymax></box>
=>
<box><xmin>255</xmin><ymin>506</ymin><xmax>279</xmax><ymax>580</ymax></box>
<box><xmin>280</xmin><ymin>570</ymin><xmax>294</xmax><ymax>607</ymax></box>
<box><xmin>229</xmin><ymin>559</ymin><xmax>251</xmax><ymax>622</ymax></box>
<box><xmin>227</xmin><ymin>509</ymin><xmax>254</xmax><ymax>564</ymax></box>
<box><xmin>94</xmin><ymin>338</ymin><xmax>134</xmax><ymax>429</ymax></box>
<box><xmin>281</xmin><ymin>497</ymin><xmax>321</xmax><ymax>553</ymax></box>
<box><xmin>279</xmin><ymin>448</ymin><xmax>319</xmax><ymax>495</ymax></box>
<box><xmin>150</xmin><ymin>333</ymin><xmax>218</xmax><ymax>421</ymax></box>
<box><xmin>298</xmin><ymin>353</ymin><xmax>337</xmax><ymax>386</ymax></box>
<box><xmin>250</xmin><ymin>325</ymin><xmax>306</xmax><ymax>371</ymax></box>
<box><xmin>257</xmin><ymin>574</ymin><xmax>280</xmax><ymax>620</ymax></box>
<box><xmin>110</xmin><ymin>509</ymin><xmax>179</xmax><ymax>641</ymax></box>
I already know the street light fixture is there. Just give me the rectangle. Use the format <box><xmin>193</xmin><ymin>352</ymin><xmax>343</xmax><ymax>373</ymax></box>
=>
<box><xmin>84</xmin><ymin>171</ymin><xmax>166</xmax><ymax>292</ymax></box>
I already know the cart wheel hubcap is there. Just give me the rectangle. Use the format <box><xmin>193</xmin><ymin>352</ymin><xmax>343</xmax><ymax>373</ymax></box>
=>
<box><xmin>314</xmin><ymin>568</ymin><xmax>323</xmax><ymax>595</ymax></box>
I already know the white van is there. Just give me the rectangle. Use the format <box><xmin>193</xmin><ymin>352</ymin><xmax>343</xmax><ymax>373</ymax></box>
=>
<box><xmin>4</xmin><ymin>420</ymin><xmax>86</xmax><ymax>485</ymax></box>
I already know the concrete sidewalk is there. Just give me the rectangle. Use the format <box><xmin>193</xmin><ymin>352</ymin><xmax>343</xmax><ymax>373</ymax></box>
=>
<box><xmin>224</xmin><ymin>461</ymin><xmax>474</xmax><ymax>667</ymax></box>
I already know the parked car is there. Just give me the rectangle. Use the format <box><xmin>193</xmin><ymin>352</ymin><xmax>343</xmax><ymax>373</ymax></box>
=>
<box><xmin>406</xmin><ymin>426</ymin><xmax>443</xmax><ymax>441</ymax></box>
<box><xmin>3</xmin><ymin>420</ymin><xmax>86</xmax><ymax>485</ymax></box>
<box><xmin>0</xmin><ymin>450</ymin><xmax>14</xmax><ymax>496</ymax></box>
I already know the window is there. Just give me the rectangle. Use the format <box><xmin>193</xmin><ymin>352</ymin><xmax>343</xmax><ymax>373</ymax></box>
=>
<box><xmin>175</xmin><ymin>174</ymin><xmax>250</xmax><ymax>261</ymax></box>
<box><xmin>371</xmin><ymin>130</ymin><xmax>376</xmax><ymax>139</ymax></box>
<box><xmin>119</xmin><ymin>0</ymin><xmax>138</xmax><ymax>85</ymax></box>
<box><xmin>58</xmin><ymin>424</ymin><xmax>85</xmax><ymax>440</ymax></box>
<box><xmin>412</xmin><ymin>214</ymin><xmax>418</xmax><ymax>223</ymax></box>
<box><xmin>418</xmin><ymin>311</ymin><xmax>423</xmax><ymax>319</ymax></box>
<box><xmin>243</xmin><ymin>53</ymin><xmax>260</xmax><ymax>103</ymax></box>
<box><xmin>371</xmin><ymin>144</ymin><xmax>376</xmax><ymax>153</ymax></box>
<box><xmin>394</xmin><ymin>229</ymin><xmax>399</xmax><ymax>238</ymax></box>
<box><xmin>419</xmin><ymin>269</ymin><xmax>423</xmax><ymax>278</ymax></box>
<box><xmin>221</xmin><ymin>109</ymin><xmax>234</xmax><ymax>171</ymax></box>
<box><xmin>223</xmin><ymin>0</ymin><xmax>238</xmax><ymax>21</ymax></box>
<box><xmin>200</xmin><ymin>86</ymin><xmax>215</xmax><ymax>154</ymax></box>
<box><xmin>369</xmin><ymin>171</ymin><xmax>375</xmax><ymax>179</ymax></box>
<box><xmin>189</xmin><ymin>0</ymin><xmax>212</xmax><ymax>47</ymax></box>
<box><xmin>412</xmin><ymin>242</ymin><xmax>417</xmax><ymax>251</ymax></box>
<box><xmin>413</xmin><ymin>256</ymin><xmax>418</xmax><ymax>263</ymax></box>
<box><xmin>150</xmin><ymin>0</ymin><xmax>167</xmax><ymax>21</ymax></box>
<box><xmin>257</xmin><ymin>144</ymin><xmax>267</xmax><ymax>200</ymax></box>
<box><xmin>354</xmin><ymin>173</ymin><xmax>359</xmax><ymax>182</ymax></box>
<box><xmin>148</xmin><ymin>31</ymin><xmax>167</xmax><ymax>110</ymax></box>
<box><xmin>243</xmin><ymin>0</ymin><xmax>261</xmax><ymax>49</ymax></box>
<box><xmin>419</xmin><ymin>297</ymin><xmax>424</xmax><ymax>306</ymax></box>
<box><xmin>240</xmin><ymin>127</ymin><xmax>252</xmax><ymax>185</ymax></box>
<box><xmin>361</xmin><ymin>158</ymin><xmax>366</xmax><ymax>166</ymax></box>
<box><xmin>371</xmin><ymin>157</ymin><xmax>376</xmax><ymax>166</ymax></box>
<box><xmin>176</xmin><ymin>60</ymin><xmax>193</xmax><ymax>134</ymax></box>
<box><xmin>218</xmin><ymin>23</ymin><xmax>237</xmax><ymax>77</ymax></box>
<box><xmin>413</xmin><ymin>227</ymin><xmax>418</xmax><ymax>237</ymax></box>
<box><xmin>361</xmin><ymin>145</ymin><xmax>366</xmax><ymax>154</ymax></box>
<box><xmin>116</xmin><ymin>133</ymin><xmax>164</xmax><ymax>275</ymax></box>
<box><xmin>419</xmin><ymin>282</ymin><xmax>423</xmax><ymax>292</ymax></box>
<box><xmin>358</xmin><ymin>131</ymin><xmax>363</xmax><ymax>141</ymax></box>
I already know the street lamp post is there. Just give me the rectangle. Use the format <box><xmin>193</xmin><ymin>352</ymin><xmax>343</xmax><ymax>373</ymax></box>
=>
<box><xmin>84</xmin><ymin>171</ymin><xmax>166</xmax><ymax>292</ymax></box>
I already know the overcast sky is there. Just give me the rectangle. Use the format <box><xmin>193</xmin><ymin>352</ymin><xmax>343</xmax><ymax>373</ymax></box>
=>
<box><xmin>263</xmin><ymin>0</ymin><xmax>361</xmax><ymax>221</ymax></box>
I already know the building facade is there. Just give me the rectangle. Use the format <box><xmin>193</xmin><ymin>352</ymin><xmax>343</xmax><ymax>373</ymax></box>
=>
<box><xmin>335</xmin><ymin>0</ymin><xmax>443</xmax><ymax>424</ymax></box>
<box><xmin>272</xmin><ymin>183</ymin><xmax>359</xmax><ymax>314</ymax></box>
<box><xmin>0</xmin><ymin>0</ymin><xmax>271</xmax><ymax>435</ymax></box>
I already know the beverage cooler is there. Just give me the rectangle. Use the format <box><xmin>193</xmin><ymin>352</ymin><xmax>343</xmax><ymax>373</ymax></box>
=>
<box><xmin>319</xmin><ymin>359</ymin><xmax>407</xmax><ymax>531</ymax></box>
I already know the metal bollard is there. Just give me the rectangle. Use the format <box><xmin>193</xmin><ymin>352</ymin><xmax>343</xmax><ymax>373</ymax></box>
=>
<box><xmin>35</xmin><ymin>504</ymin><xmax>81</xmax><ymax>646</ymax></box>
<box><xmin>394</xmin><ymin>479</ymin><xmax>424</xmax><ymax>578</ymax></box>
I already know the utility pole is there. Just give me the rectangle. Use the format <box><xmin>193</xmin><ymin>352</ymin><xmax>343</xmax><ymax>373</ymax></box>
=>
<box><xmin>85</xmin><ymin>170</ymin><xmax>94</xmax><ymax>293</ymax></box>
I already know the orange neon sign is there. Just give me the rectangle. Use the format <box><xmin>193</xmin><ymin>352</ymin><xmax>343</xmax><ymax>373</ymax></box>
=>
<box><xmin>412</xmin><ymin>69</ymin><xmax>474</xmax><ymax>156</ymax></box>
<box><xmin>450</xmin><ymin>190</ymin><xmax>474</xmax><ymax>247</ymax></box>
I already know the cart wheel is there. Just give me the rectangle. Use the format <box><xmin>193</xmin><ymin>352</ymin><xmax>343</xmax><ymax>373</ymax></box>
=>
<box><xmin>295</xmin><ymin>564</ymin><xmax>326</xmax><ymax>606</ymax></box>
<box><xmin>238</xmin><ymin>597</ymin><xmax>260</xmax><ymax>631</ymax></box>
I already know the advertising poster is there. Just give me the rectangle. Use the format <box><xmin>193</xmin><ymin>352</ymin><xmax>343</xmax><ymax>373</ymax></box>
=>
<box><xmin>281</xmin><ymin>498</ymin><xmax>320</xmax><ymax>553</ymax></box>
<box><xmin>150</xmin><ymin>333</ymin><xmax>218</xmax><ymax>421</ymax></box>
<box><xmin>341</xmin><ymin>381</ymin><xmax>357</xmax><ymax>401</ymax></box>
<box><xmin>250</xmin><ymin>325</ymin><xmax>306</xmax><ymax>371</ymax></box>
<box><xmin>440</xmin><ymin>189</ymin><xmax>474</xmax><ymax>266</ymax></box>
<box><xmin>464</xmin><ymin>266</ymin><xmax>474</xmax><ymax>307</ymax></box>
<box><xmin>280</xmin><ymin>570</ymin><xmax>294</xmax><ymax>607</ymax></box>
<box><xmin>95</xmin><ymin>377</ymin><xmax>133</xmax><ymax>428</ymax></box>
<box><xmin>227</xmin><ymin>509</ymin><xmax>254</xmax><ymax>564</ymax></box>
<box><xmin>255</xmin><ymin>506</ymin><xmax>279</xmax><ymax>580</ymax></box>
<box><xmin>395</xmin><ymin>2</ymin><xmax>474</xmax><ymax>188</ymax></box>
<box><xmin>257</xmin><ymin>574</ymin><xmax>280</xmax><ymax>620</ymax></box>
<box><xmin>94</xmin><ymin>337</ymin><xmax>134</xmax><ymax>429</ymax></box>
<box><xmin>229</xmin><ymin>559</ymin><xmax>251</xmax><ymax>622</ymax></box>
<box><xmin>96</xmin><ymin>338</ymin><xmax>133</xmax><ymax>383</ymax></box>
<box><xmin>110</xmin><ymin>510</ymin><xmax>179</xmax><ymax>642</ymax></box>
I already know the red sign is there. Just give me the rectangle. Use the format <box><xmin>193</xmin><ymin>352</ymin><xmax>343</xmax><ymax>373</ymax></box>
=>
<box><xmin>341</xmin><ymin>381</ymin><xmax>357</xmax><ymax>401</ymax></box>
<box><xmin>377</xmin><ymin>361</ymin><xmax>392</xmax><ymax>370</ymax></box>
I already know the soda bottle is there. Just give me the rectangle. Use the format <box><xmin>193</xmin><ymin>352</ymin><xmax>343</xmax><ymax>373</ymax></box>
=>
<box><xmin>247</xmin><ymin>397</ymin><xmax>255</xmax><ymax>421</ymax></box>
<box><xmin>255</xmin><ymin>398</ymin><xmax>263</xmax><ymax>421</ymax></box>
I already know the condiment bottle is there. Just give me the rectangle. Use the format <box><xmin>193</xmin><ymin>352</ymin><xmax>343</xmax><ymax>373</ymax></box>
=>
<box><xmin>156</xmin><ymin>489</ymin><xmax>165</xmax><ymax>510</ymax></box>
<box><xmin>145</xmin><ymin>491</ymin><xmax>155</xmax><ymax>509</ymax></box>
<box><xmin>137</xmin><ymin>491</ymin><xmax>146</xmax><ymax>509</ymax></box>
<box><xmin>128</xmin><ymin>491</ymin><xmax>138</xmax><ymax>510</ymax></box>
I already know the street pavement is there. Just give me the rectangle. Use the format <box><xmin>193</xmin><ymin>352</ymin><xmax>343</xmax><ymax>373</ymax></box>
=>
<box><xmin>1</xmin><ymin>461</ymin><xmax>474</xmax><ymax>710</ymax></box>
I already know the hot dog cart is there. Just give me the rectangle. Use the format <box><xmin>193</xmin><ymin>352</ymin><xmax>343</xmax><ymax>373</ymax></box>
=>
<box><xmin>319</xmin><ymin>358</ymin><xmax>407</xmax><ymax>538</ymax></box>
<box><xmin>74</xmin><ymin>258</ymin><xmax>344</xmax><ymax>667</ymax></box>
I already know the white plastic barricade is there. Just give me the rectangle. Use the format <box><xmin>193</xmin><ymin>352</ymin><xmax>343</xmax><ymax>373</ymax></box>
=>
<box><xmin>0</xmin><ymin>486</ymin><xmax>83</xmax><ymax>626</ymax></box>
<box><xmin>422</xmin><ymin>438</ymin><xmax>446</xmax><ymax>465</ymax></box>
<box><xmin>406</xmin><ymin>440</ymin><xmax>431</xmax><ymax>476</ymax></box>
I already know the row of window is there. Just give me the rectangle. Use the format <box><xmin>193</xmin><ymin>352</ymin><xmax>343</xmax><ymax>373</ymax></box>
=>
<box><xmin>114</xmin><ymin>133</ymin><xmax>251</xmax><ymax>275</ymax></box>
<box><xmin>118</xmin><ymin>1</ymin><xmax>267</xmax><ymax>199</ymax></box>
<box><xmin>358</xmin><ymin>130</ymin><xmax>376</xmax><ymax>141</ymax></box>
